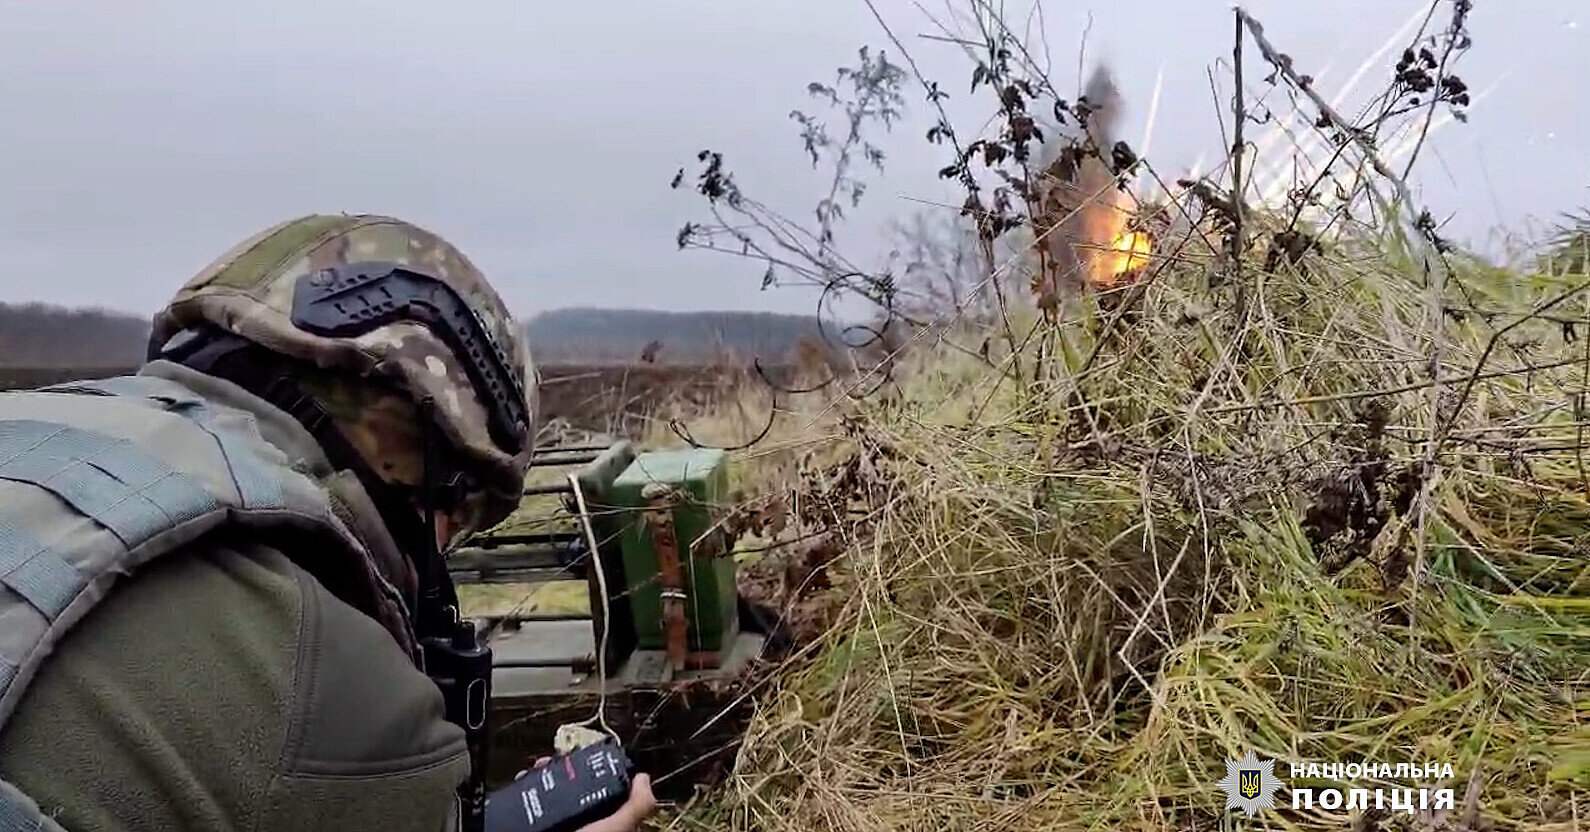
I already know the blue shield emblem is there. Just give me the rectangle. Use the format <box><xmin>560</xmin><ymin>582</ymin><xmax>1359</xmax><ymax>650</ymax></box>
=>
<box><xmin>1239</xmin><ymin>769</ymin><xmax>1263</xmax><ymax>800</ymax></box>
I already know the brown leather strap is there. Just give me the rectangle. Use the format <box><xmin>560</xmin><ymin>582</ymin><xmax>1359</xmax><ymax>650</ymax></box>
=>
<box><xmin>644</xmin><ymin>492</ymin><xmax>690</xmax><ymax>672</ymax></box>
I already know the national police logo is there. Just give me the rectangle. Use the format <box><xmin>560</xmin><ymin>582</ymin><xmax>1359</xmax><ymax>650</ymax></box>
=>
<box><xmin>1216</xmin><ymin>751</ymin><xmax>1282</xmax><ymax>817</ymax></box>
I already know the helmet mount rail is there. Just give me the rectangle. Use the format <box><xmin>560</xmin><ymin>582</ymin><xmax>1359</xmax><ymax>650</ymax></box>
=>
<box><xmin>289</xmin><ymin>261</ymin><xmax>530</xmax><ymax>456</ymax></box>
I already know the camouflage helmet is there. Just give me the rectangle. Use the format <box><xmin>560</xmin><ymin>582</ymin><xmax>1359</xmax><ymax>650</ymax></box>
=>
<box><xmin>151</xmin><ymin>214</ymin><xmax>537</xmax><ymax>531</ymax></box>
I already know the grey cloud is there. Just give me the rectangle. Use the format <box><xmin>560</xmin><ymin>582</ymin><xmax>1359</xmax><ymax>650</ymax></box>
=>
<box><xmin>1</xmin><ymin>0</ymin><xmax>1585</xmax><ymax>318</ymax></box>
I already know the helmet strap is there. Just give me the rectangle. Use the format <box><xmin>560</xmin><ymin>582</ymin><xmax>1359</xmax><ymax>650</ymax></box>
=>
<box><xmin>415</xmin><ymin>396</ymin><xmax>494</xmax><ymax>832</ymax></box>
<box><xmin>414</xmin><ymin>397</ymin><xmax>462</xmax><ymax>635</ymax></box>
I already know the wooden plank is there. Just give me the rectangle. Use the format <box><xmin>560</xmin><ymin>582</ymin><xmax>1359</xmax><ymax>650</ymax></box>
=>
<box><xmin>452</xmin><ymin>569</ymin><xmax>575</xmax><ymax>585</ymax></box>
<box><xmin>449</xmin><ymin>547</ymin><xmax>572</xmax><ymax>572</ymax></box>
<box><xmin>471</xmin><ymin>532</ymin><xmax>583</xmax><ymax>549</ymax></box>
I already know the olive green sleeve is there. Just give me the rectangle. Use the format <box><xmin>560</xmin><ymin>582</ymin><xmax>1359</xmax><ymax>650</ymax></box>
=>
<box><xmin>0</xmin><ymin>541</ymin><xmax>468</xmax><ymax>832</ymax></box>
<box><xmin>252</xmin><ymin>548</ymin><xmax>470</xmax><ymax>831</ymax></box>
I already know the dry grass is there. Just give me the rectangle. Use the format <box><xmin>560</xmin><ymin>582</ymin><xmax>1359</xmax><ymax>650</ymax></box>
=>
<box><xmin>663</xmin><ymin>218</ymin><xmax>1590</xmax><ymax>830</ymax></box>
<box><xmin>620</xmin><ymin>4</ymin><xmax>1590</xmax><ymax>827</ymax></box>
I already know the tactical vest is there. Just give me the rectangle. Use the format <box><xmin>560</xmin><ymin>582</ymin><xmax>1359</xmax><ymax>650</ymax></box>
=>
<box><xmin>0</xmin><ymin>375</ymin><xmax>415</xmax><ymax>831</ymax></box>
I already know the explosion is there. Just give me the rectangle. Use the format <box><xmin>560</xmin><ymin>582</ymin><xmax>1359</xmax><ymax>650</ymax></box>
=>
<box><xmin>1094</xmin><ymin>229</ymin><xmax>1153</xmax><ymax>287</ymax></box>
<box><xmin>1033</xmin><ymin>66</ymin><xmax>1155</xmax><ymax>297</ymax></box>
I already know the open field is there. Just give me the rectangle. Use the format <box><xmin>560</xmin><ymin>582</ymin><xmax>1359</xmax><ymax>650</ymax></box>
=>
<box><xmin>534</xmin><ymin>363</ymin><xmax>783</xmax><ymax>436</ymax></box>
<box><xmin>0</xmin><ymin>363</ymin><xmax>791</xmax><ymax>440</ymax></box>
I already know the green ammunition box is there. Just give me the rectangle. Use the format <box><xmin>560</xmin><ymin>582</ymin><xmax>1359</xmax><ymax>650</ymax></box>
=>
<box><xmin>609</xmin><ymin>448</ymin><xmax>738</xmax><ymax>657</ymax></box>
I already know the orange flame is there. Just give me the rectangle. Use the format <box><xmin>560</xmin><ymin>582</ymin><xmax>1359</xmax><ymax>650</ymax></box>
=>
<box><xmin>1092</xmin><ymin>230</ymin><xmax>1152</xmax><ymax>287</ymax></box>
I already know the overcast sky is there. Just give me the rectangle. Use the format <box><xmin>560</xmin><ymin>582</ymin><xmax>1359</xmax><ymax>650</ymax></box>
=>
<box><xmin>2</xmin><ymin>0</ymin><xmax>1585</xmax><ymax>320</ymax></box>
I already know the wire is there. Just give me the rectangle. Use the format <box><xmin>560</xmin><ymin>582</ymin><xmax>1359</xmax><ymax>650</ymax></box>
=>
<box><xmin>566</xmin><ymin>473</ymin><xmax>617</xmax><ymax>741</ymax></box>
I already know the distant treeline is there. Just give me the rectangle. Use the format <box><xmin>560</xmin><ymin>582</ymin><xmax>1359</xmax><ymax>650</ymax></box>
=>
<box><xmin>0</xmin><ymin>302</ymin><xmax>150</xmax><ymax>367</ymax></box>
<box><xmin>524</xmin><ymin>307</ymin><xmax>827</xmax><ymax>364</ymax></box>
<box><xmin>0</xmin><ymin>302</ymin><xmax>829</xmax><ymax>370</ymax></box>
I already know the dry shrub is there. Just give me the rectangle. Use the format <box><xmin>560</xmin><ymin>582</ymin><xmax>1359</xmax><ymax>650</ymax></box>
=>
<box><xmin>670</xmin><ymin>218</ymin><xmax>1590</xmax><ymax>831</ymax></box>
<box><xmin>656</xmin><ymin>5</ymin><xmax>1585</xmax><ymax>828</ymax></box>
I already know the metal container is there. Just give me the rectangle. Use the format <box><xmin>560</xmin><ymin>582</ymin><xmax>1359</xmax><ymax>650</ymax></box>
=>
<box><xmin>608</xmin><ymin>448</ymin><xmax>738</xmax><ymax>663</ymax></box>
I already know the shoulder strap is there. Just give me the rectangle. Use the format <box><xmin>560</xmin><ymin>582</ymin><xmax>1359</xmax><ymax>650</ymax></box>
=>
<box><xmin>43</xmin><ymin>375</ymin><xmax>418</xmax><ymax>650</ymax></box>
<box><xmin>0</xmin><ymin>377</ymin><xmax>418</xmax><ymax>716</ymax></box>
<box><xmin>74</xmin><ymin>375</ymin><xmax>286</xmax><ymax>509</ymax></box>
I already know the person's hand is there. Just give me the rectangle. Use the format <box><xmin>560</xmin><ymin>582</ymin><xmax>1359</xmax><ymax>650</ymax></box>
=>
<box><xmin>519</xmin><ymin>759</ymin><xmax>658</xmax><ymax>832</ymax></box>
<box><xmin>576</xmin><ymin>773</ymin><xmax>656</xmax><ymax>832</ymax></box>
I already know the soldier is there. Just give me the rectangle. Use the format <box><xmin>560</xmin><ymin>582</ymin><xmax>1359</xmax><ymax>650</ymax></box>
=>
<box><xmin>0</xmin><ymin>215</ymin><xmax>655</xmax><ymax>831</ymax></box>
